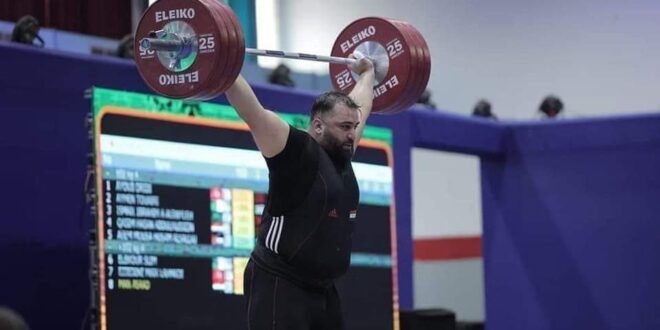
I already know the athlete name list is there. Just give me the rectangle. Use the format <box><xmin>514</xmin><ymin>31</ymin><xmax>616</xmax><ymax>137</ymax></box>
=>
<box><xmin>103</xmin><ymin>172</ymin><xmax>196</xmax><ymax>292</ymax></box>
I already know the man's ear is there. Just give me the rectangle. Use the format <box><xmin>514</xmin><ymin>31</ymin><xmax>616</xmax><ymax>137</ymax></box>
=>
<box><xmin>312</xmin><ymin>117</ymin><xmax>323</xmax><ymax>134</ymax></box>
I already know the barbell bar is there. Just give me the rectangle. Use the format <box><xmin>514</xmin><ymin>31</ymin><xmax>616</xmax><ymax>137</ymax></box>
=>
<box><xmin>140</xmin><ymin>36</ymin><xmax>359</xmax><ymax>66</ymax></box>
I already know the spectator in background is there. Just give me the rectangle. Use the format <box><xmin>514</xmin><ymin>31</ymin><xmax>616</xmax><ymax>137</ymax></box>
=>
<box><xmin>472</xmin><ymin>99</ymin><xmax>497</xmax><ymax>119</ymax></box>
<box><xmin>417</xmin><ymin>89</ymin><xmax>436</xmax><ymax>109</ymax></box>
<box><xmin>0</xmin><ymin>307</ymin><xmax>29</xmax><ymax>330</ymax></box>
<box><xmin>539</xmin><ymin>95</ymin><xmax>564</xmax><ymax>119</ymax></box>
<box><xmin>268</xmin><ymin>64</ymin><xmax>295</xmax><ymax>87</ymax></box>
<box><xmin>11</xmin><ymin>15</ymin><xmax>44</xmax><ymax>47</ymax></box>
<box><xmin>116</xmin><ymin>34</ymin><xmax>134</xmax><ymax>59</ymax></box>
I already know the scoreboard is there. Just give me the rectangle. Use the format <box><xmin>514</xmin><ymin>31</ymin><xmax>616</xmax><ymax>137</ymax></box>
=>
<box><xmin>90</xmin><ymin>88</ymin><xmax>398</xmax><ymax>330</ymax></box>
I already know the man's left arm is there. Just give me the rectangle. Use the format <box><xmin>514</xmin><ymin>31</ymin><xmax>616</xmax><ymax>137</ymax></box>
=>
<box><xmin>348</xmin><ymin>54</ymin><xmax>375</xmax><ymax>145</ymax></box>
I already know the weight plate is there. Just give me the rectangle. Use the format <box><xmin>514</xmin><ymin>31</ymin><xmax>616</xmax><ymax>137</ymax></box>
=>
<box><xmin>330</xmin><ymin>17</ymin><xmax>416</xmax><ymax>114</ymax></box>
<box><xmin>134</xmin><ymin>0</ymin><xmax>229</xmax><ymax>99</ymax></box>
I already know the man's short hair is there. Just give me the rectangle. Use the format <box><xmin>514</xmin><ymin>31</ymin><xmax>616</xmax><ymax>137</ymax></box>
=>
<box><xmin>310</xmin><ymin>91</ymin><xmax>360</xmax><ymax>120</ymax></box>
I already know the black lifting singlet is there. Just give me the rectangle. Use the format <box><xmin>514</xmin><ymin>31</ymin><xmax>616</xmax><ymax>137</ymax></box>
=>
<box><xmin>251</xmin><ymin>126</ymin><xmax>359</xmax><ymax>289</ymax></box>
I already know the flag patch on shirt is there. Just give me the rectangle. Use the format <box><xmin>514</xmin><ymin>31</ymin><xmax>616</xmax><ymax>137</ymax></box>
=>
<box><xmin>349</xmin><ymin>210</ymin><xmax>357</xmax><ymax>219</ymax></box>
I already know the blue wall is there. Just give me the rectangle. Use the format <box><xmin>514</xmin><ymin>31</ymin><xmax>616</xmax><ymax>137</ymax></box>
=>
<box><xmin>481</xmin><ymin>116</ymin><xmax>660</xmax><ymax>329</ymax></box>
<box><xmin>1</xmin><ymin>41</ymin><xmax>660</xmax><ymax>329</ymax></box>
<box><xmin>0</xmin><ymin>43</ymin><xmax>142</xmax><ymax>330</ymax></box>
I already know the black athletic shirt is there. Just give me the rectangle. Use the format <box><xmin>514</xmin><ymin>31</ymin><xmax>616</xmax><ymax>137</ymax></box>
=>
<box><xmin>250</xmin><ymin>126</ymin><xmax>360</xmax><ymax>289</ymax></box>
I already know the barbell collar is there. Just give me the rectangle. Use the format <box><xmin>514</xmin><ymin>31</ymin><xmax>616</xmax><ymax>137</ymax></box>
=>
<box><xmin>140</xmin><ymin>37</ymin><xmax>187</xmax><ymax>53</ymax></box>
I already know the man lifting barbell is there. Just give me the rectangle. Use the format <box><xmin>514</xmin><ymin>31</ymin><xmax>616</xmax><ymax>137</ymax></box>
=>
<box><xmin>134</xmin><ymin>0</ymin><xmax>431</xmax><ymax>328</ymax></box>
<box><xmin>227</xmin><ymin>56</ymin><xmax>374</xmax><ymax>330</ymax></box>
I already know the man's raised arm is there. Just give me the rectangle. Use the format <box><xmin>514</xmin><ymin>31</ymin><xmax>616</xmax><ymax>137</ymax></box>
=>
<box><xmin>225</xmin><ymin>75</ymin><xmax>290</xmax><ymax>158</ymax></box>
<box><xmin>347</xmin><ymin>55</ymin><xmax>375</xmax><ymax>145</ymax></box>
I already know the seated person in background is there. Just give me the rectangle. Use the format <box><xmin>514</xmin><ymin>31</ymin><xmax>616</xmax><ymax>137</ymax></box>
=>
<box><xmin>539</xmin><ymin>95</ymin><xmax>564</xmax><ymax>119</ymax></box>
<box><xmin>11</xmin><ymin>15</ymin><xmax>44</xmax><ymax>47</ymax></box>
<box><xmin>472</xmin><ymin>99</ymin><xmax>497</xmax><ymax>119</ymax></box>
<box><xmin>268</xmin><ymin>64</ymin><xmax>295</xmax><ymax>87</ymax></box>
<box><xmin>416</xmin><ymin>89</ymin><xmax>436</xmax><ymax>109</ymax></box>
<box><xmin>116</xmin><ymin>34</ymin><xmax>135</xmax><ymax>59</ymax></box>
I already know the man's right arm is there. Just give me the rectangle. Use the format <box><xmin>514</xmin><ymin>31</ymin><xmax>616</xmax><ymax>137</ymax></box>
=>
<box><xmin>225</xmin><ymin>75</ymin><xmax>290</xmax><ymax>158</ymax></box>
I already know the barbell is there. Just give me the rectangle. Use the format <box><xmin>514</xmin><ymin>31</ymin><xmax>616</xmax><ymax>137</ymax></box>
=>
<box><xmin>134</xmin><ymin>0</ymin><xmax>431</xmax><ymax>114</ymax></box>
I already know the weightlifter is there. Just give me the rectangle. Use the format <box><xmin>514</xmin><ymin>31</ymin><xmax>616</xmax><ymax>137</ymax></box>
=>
<box><xmin>225</xmin><ymin>54</ymin><xmax>375</xmax><ymax>329</ymax></box>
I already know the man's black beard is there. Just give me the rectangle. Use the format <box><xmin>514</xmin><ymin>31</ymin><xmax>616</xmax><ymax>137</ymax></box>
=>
<box><xmin>320</xmin><ymin>134</ymin><xmax>353</xmax><ymax>166</ymax></box>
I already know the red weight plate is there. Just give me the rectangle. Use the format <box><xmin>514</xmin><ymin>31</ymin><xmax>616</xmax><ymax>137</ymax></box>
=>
<box><xmin>330</xmin><ymin>17</ymin><xmax>415</xmax><ymax>114</ymax></box>
<box><xmin>192</xmin><ymin>0</ymin><xmax>234</xmax><ymax>100</ymax></box>
<box><xmin>134</xmin><ymin>0</ymin><xmax>228</xmax><ymax>99</ymax></box>
<box><xmin>193</xmin><ymin>0</ymin><xmax>234</xmax><ymax>100</ymax></box>
<box><xmin>201</xmin><ymin>1</ymin><xmax>245</xmax><ymax>99</ymax></box>
<box><xmin>399</xmin><ymin>21</ymin><xmax>432</xmax><ymax>111</ymax></box>
<box><xmin>391</xmin><ymin>20</ymin><xmax>430</xmax><ymax>114</ymax></box>
<box><xmin>384</xmin><ymin>20</ymin><xmax>423</xmax><ymax>114</ymax></box>
<box><xmin>219</xmin><ymin>2</ymin><xmax>246</xmax><ymax>95</ymax></box>
<box><xmin>191</xmin><ymin>0</ymin><xmax>236</xmax><ymax>100</ymax></box>
<box><xmin>377</xmin><ymin>20</ymin><xmax>413</xmax><ymax>114</ymax></box>
<box><xmin>206</xmin><ymin>1</ymin><xmax>244</xmax><ymax>98</ymax></box>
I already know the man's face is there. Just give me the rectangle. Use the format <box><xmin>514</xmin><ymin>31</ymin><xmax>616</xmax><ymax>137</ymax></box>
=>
<box><xmin>315</xmin><ymin>104</ymin><xmax>361</xmax><ymax>163</ymax></box>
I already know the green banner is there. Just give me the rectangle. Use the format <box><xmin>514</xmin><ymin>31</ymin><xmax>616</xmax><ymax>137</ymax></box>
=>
<box><xmin>92</xmin><ymin>87</ymin><xmax>392</xmax><ymax>146</ymax></box>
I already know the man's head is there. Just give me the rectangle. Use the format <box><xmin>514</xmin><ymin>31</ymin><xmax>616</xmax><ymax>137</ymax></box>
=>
<box><xmin>11</xmin><ymin>15</ymin><xmax>42</xmax><ymax>46</ymax></box>
<box><xmin>308</xmin><ymin>91</ymin><xmax>361</xmax><ymax>163</ymax></box>
<box><xmin>539</xmin><ymin>95</ymin><xmax>563</xmax><ymax>118</ymax></box>
<box><xmin>116</xmin><ymin>34</ymin><xmax>135</xmax><ymax>59</ymax></box>
<box><xmin>472</xmin><ymin>99</ymin><xmax>496</xmax><ymax>119</ymax></box>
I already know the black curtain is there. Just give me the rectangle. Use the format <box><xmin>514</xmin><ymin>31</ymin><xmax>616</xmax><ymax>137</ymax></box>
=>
<box><xmin>0</xmin><ymin>0</ymin><xmax>132</xmax><ymax>39</ymax></box>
